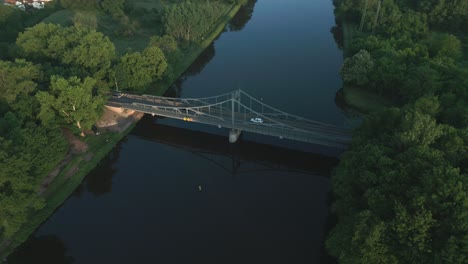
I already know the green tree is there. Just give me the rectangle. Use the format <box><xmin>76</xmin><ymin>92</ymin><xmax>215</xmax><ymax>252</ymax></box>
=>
<box><xmin>73</xmin><ymin>12</ymin><xmax>98</xmax><ymax>30</ymax></box>
<box><xmin>341</xmin><ymin>49</ymin><xmax>374</xmax><ymax>86</ymax></box>
<box><xmin>149</xmin><ymin>35</ymin><xmax>181</xmax><ymax>79</ymax></box>
<box><xmin>16</xmin><ymin>23</ymin><xmax>115</xmax><ymax>80</ymax></box>
<box><xmin>401</xmin><ymin>64</ymin><xmax>440</xmax><ymax>100</ymax></box>
<box><xmin>116</xmin><ymin>46</ymin><xmax>167</xmax><ymax>92</ymax></box>
<box><xmin>426</xmin><ymin>33</ymin><xmax>462</xmax><ymax>61</ymax></box>
<box><xmin>394</xmin><ymin>110</ymin><xmax>443</xmax><ymax>149</ymax></box>
<box><xmin>36</xmin><ymin>76</ymin><xmax>104</xmax><ymax>135</ymax></box>
<box><xmin>0</xmin><ymin>59</ymin><xmax>41</xmax><ymax>105</ymax></box>
<box><xmin>163</xmin><ymin>0</ymin><xmax>226</xmax><ymax>42</ymax></box>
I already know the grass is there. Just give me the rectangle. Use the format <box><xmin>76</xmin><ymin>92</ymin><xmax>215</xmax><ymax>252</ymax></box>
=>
<box><xmin>96</xmin><ymin>12</ymin><xmax>162</xmax><ymax>55</ymax></box>
<box><xmin>342</xmin><ymin>85</ymin><xmax>395</xmax><ymax>113</ymax></box>
<box><xmin>41</xmin><ymin>9</ymin><xmax>74</xmax><ymax>26</ymax></box>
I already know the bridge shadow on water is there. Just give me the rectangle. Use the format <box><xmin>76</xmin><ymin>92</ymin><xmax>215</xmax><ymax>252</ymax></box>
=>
<box><xmin>131</xmin><ymin>115</ymin><xmax>339</xmax><ymax>178</ymax></box>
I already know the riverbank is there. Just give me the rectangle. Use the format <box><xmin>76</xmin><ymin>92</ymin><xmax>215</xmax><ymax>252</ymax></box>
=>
<box><xmin>0</xmin><ymin>2</ymin><xmax>243</xmax><ymax>260</ymax></box>
<box><xmin>148</xmin><ymin>2</ymin><xmax>242</xmax><ymax>95</ymax></box>
<box><xmin>0</xmin><ymin>110</ymin><xmax>143</xmax><ymax>260</ymax></box>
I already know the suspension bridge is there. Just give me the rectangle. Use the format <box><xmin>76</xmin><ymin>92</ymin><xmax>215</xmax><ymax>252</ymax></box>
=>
<box><xmin>106</xmin><ymin>90</ymin><xmax>352</xmax><ymax>148</ymax></box>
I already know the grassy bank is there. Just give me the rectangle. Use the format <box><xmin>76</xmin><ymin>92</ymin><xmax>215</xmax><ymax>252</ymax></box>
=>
<box><xmin>341</xmin><ymin>86</ymin><xmax>394</xmax><ymax>113</ymax></box>
<box><xmin>0</xmin><ymin>123</ymin><xmax>137</xmax><ymax>260</ymax></box>
<box><xmin>1</xmin><ymin>3</ymin><xmax>243</xmax><ymax>260</ymax></box>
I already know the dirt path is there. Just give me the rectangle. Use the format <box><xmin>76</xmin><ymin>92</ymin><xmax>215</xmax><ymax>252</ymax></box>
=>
<box><xmin>38</xmin><ymin>108</ymin><xmax>144</xmax><ymax>194</ymax></box>
<box><xmin>38</xmin><ymin>129</ymin><xmax>89</xmax><ymax>194</ymax></box>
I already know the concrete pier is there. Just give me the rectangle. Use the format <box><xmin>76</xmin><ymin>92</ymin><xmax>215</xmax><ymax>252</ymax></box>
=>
<box><xmin>229</xmin><ymin>129</ymin><xmax>242</xmax><ymax>143</ymax></box>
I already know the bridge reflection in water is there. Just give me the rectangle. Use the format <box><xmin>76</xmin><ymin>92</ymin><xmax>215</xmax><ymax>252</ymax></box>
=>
<box><xmin>132</xmin><ymin>115</ymin><xmax>339</xmax><ymax>177</ymax></box>
<box><xmin>108</xmin><ymin>90</ymin><xmax>352</xmax><ymax>148</ymax></box>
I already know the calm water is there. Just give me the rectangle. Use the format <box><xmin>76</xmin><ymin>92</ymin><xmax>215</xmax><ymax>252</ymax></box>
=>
<box><xmin>9</xmin><ymin>0</ymin><xmax>349</xmax><ymax>263</ymax></box>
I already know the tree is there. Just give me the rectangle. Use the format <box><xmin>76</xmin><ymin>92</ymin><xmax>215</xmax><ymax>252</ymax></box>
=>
<box><xmin>341</xmin><ymin>49</ymin><xmax>374</xmax><ymax>86</ymax></box>
<box><xmin>149</xmin><ymin>35</ymin><xmax>178</xmax><ymax>54</ymax></box>
<box><xmin>116</xmin><ymin>46</ymin><xmax>167</xmax><ymax>92</ymax></box>
<box><xmin>326</xmin><ymin>106</ymin><xmax>467</xmax><ymax>263</ymax></box>
<box><xmin>163</xmin><ymin>1</ymin><xmax>226</xmax><ymax>42</ymax></box>
<box><xmin>149</xmin><ymin>35</ymin><xmax>181</xmax><ymax>79</ymax></box>
<box><xmin>0</xmin><ymin>59</ymin><xmax>41</xmax><ymax>105</ymax></box>
<box><xmin>0</xmin><ymin>137</ymin><xmax>46</xmax><ymax>238</ymax></box>
<box><xmin>400</xmin><ymin>64</ymin><xmax>440</xmax><ymax>100</ymax></box>
<box><xmin>36</xmin><ymin>76</ymin><xmax>104</xmax><ymax>135</ymax></box>
<box><xmin>100</xmin><ymin>0</ymin><xmax>125</xmax><ymax>17</ymax></box>
<box><xmin>73</xmin><ymin>12</ymin><xmax>98</xmax><ymax>30</ymax></box>
<box><xmin>426</xmin><ymin>33</ymin><xmax>462</xmax><ymax>61</ymax></box>
<box><xmin>16</xmin><ymin>23</ymin><xmax>115</xmax><ymax>80</ymax></box>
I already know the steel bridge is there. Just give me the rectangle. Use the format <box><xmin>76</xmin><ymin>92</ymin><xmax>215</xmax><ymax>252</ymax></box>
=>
<box><xmin>106</xmin><ymin>90</ymin><xmax>352</xmax><ymax>148</ymax></box>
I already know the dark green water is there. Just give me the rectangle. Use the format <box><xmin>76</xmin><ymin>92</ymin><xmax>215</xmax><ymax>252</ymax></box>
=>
<box><xmin>9</xmin><ymin>0</ymin><xmax>352</xmax><ymax>263</ymax></box>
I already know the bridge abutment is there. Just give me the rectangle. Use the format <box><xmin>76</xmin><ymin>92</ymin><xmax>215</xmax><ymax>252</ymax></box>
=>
<box><xmin>229</xmin><ymin>129</ymin><xmax>242</xmax><ymax>143</ymax></box>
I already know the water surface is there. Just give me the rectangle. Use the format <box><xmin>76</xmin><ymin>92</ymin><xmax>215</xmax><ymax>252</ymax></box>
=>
<box><xmin>9</xmin><ymin>1</ymin><xmax>347</xmax><ymax>263</ymax></box>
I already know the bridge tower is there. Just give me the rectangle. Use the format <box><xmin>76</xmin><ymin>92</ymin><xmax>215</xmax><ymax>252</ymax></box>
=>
<box><xmin>229</xmin><ymin>90</ymin><xmax>242</xmax><ymax>143</ymax></box>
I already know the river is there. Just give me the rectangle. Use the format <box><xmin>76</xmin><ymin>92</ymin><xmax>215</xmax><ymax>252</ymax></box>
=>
<box><xmin>9</xmin><ymin>0</ymin><xmax>350</xmax><ymax>263</ymax></box>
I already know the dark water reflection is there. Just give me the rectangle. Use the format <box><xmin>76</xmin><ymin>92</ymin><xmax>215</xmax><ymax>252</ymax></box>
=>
<box><xmin>81</xmin><ymin>142</ymin><xmax>123</xmax><ymax>197</ymax></box>
<box><xmin>8</xmin><ymin>235</ymin><xmax>73</xmax><ymax>264</ymax></box>
<box><xmin>229</xmin><ymin>0</ymin><xmax>257</xmax><ymax>32</ymax></box>
<box><xmin>9</xmin><ymin>0</ymin><xmax>349</xmax><ymax>263</ymax></box>
<box><xmin>133</xmin><ymin>116</ymin><xmax>339</xmax><ymax>176</ymax></box>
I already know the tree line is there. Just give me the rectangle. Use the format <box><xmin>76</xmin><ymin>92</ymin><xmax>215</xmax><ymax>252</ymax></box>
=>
<box><xmin>327</xmin><ymin>0</ymin><xmax>467</xmax><ymax>263</ymax></box>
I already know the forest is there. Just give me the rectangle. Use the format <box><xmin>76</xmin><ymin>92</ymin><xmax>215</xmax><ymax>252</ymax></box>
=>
<box><xmin>327</xmin><ymin>0</ymin><xmax>467</xmax><ymax>263</ymax></box>
<box><xmin>0</xmin><ymin>0</ymin><xmax>247</xmax><ymax>255</ymax></box>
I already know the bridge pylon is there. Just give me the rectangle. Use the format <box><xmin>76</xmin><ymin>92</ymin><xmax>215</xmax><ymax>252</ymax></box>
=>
<box><xmin>229</xmin><ymin>90</ymin><xmax>242</xmax><ymax>143</ymax></box>
<box><xmin>229</xmin><ymin>129</ymin><xmax>242</xmax><ymax>143</ymax></box>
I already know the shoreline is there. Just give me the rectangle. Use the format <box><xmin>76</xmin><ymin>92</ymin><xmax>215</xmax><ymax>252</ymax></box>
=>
<box><xmin>0</xmin><ymin>2</ymin><xmax>243</xmax><ymax>260</ymax></box>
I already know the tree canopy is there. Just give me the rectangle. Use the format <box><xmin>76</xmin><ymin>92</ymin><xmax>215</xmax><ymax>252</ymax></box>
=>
<box><xmin>16</xmin><ymin>23</ymin><xmax>115</xmax><ymax>80</ymax></box>
<box><xmin>163</xmin><ymin>0</ymin><xmax>227</xmax><ymax>42</ymax></box>
<box><xmin>116</xmin><ymin>46</ymin><xmax>168</xmax><ymax>92</ymax></box>
<box><xmin>328</xmin><ymin>1</ymin><xmax>468</xmax><ymax>263</ymax></box>
<box><xmin>36</xmin><ymin>76</ymin><xmax>105</xmax><ymax>135</ymax></box>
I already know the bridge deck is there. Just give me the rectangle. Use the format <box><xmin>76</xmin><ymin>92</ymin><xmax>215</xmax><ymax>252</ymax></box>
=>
<box><xmin>107</xmin><ymin>90</ymin><xmax>352</xmax><ymax>148</ymax></box>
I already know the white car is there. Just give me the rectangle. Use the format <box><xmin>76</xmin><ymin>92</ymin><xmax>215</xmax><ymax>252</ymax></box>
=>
<box><xmin>250</xmin><ymin>117</ymin><xmax>263</xmax><ymax>123</ymax></box>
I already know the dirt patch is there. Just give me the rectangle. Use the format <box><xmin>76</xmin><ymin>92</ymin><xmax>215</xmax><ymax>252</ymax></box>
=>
<box><xmin>96</xmin><ymin>107</ymin><xmax>144</xmax><ymax>133</ymax></box>
<box><xmin>63</xmin><ymin>128</ymin><xmax>88</xmax><ymax>154</ymax></box>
